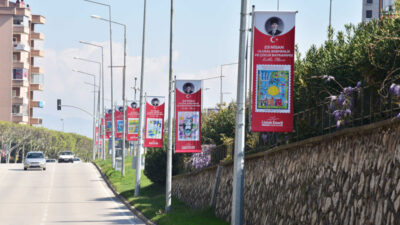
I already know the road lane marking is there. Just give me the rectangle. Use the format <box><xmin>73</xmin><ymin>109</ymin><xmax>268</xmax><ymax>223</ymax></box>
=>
<box><xmin>40</xmin><ymin>165</ymin><xmax>56</xmax><ymax>225</ymax></box>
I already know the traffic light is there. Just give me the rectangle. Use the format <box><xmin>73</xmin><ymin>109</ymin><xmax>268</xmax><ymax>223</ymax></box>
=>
<box><xmin>57</xmin><ymin>99</ymin><xmax>61</xmax><ymax>110</ymax></box>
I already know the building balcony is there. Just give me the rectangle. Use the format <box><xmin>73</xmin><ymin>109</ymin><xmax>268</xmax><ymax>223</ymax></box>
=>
<box><xmin>12</xmin><ymin>114</ymin><xmax>28</xmax><ymax>124</ymax></box>
<box><xmin>13</xmin><ymin>61</ymin><xmax>29</xmax><ymax>69</ymax></box>
<box><xmin>15</xmin><ymin>8</ymin><xmax>30</xmax><ymax>17</ymax></box>
<box><xmin>30</xmin><ymin>83</ymin><xmax>43</xmax><ymax>91</ymax></box>
<box><xmin>31</xmin><ymin>67</ymin><xmax>44</xmax><ymax>74</ymax></box>
<box><xmin>31</xmin><ymin>49</ymin><xmax>44</xmax><ymax>57</ymax></box>
<box><xmin>30</xmin><ymin>74</ymin><xmax>44</xmax><ymax>91</ymax></box>
<box><xmin>30</xmin><ymin>117</ymin><xmax>43</xmax><ymax>125</ymax></box>
<box><xmin>31</xmin><ymin>100</ymin><xmax>44</xmax><ymax>108</ymax></box>
<box><xmin>0</xmin><ymin>7</ymin><xmax>16</xmax><ymax>15</ymax></box>
<box><xmin>12</xmin><ymin>79</ymin><xmax>29</xmax><ymax>87</ymax></box>
<box><xmin>30</xmin><ymin>118</ymin><xmax>43</xmax><ymax>125</ymax></box>
<box><xmin>13</xmin><ymin>25</ymin><xmax>29</xmax><ymax>34</ymax></box>
<box><xmin>12</xmin><ymin>96</ymin><xmax>28</xmax><ymax>105</ymax></box>
<box><xmin>13</xmin><ymin>43</ymin><xmax>30</xmax><ymax>52</ymax></box>
<box><xmin>31</xmin><ymin>32</ymin><xmax>44</xmax><ymax>40</ymax></box>
<box><xmin>32</xmin><ymin>15</ymin><xmax>45</xmax><ymax>24</ymax></box>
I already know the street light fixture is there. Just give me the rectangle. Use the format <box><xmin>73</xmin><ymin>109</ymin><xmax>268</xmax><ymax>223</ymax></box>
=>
<box><xmin>220</xmin><ymin>62</ymin><xmax>238</xmax><ymax>105</ymax></box>
<box><xmin>79</xmin><ymin>41</ymin><xmax>106</xmax><ymax>160</ymax></box>
<box><xmin>91</xmin><ymin>15</ymin><xmax>128</xmax><ymax>177</ymax></box>
<box><xmin>74</xmin><ymin>56</ymin><xmax>102</xmax><ymax>159</ymax></box>
<box><xmin>84</xmin><ymin>0</ymin><xmax>116</xmax><ymax>168</ymax></box>
<box><xmin>72</xmin><ymin>69</ymin><xmax>97</xmax><ymax>161</ymax></box>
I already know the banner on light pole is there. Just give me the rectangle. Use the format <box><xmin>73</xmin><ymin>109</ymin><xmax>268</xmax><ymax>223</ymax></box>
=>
<box><xmin>144</xmin><ymin>97</ymin><xmax>165</xmax><ymax>148</ymax></box>
<box><xmin>105</xmin><ymin>109</ymin><xmax>112</xmax><ymax>139</ymax></box>
<box><xmin>251</xmin><ymin>11</ymin><xmax>296</xmax><ymax>132</ymax></box>
<box><xmin>127</xmin><ymin>101</ymin><xmax>140</xmax><ymax>141</ymax></box>
<box><xmin>175</xmin><ymin>80</ymin><xmax>202</xmax><ymax>153</ymax></box>
<box><xmin>115</xmin><ymin>106</ymin><xmax>124</xmax><ymax>139</ymax></box>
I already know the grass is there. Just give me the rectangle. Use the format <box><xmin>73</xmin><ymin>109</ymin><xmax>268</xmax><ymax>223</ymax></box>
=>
<box><xmin>95</xmin><ymin>156</ymin><xmax>228</xmax><ymax>225</ymax></box>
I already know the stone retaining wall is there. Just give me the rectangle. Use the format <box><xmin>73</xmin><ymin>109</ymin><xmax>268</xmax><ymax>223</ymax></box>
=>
<box><xmin>172</xmin><ymin>119</ymin><xmax>400</xmax><ymax>224</ymax></box>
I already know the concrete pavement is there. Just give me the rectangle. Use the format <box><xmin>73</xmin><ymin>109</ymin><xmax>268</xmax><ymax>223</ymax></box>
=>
<box><xmin>0</xmin><ymin>163</ymin><xmax>146</xmax><ymax>225</ymax></box>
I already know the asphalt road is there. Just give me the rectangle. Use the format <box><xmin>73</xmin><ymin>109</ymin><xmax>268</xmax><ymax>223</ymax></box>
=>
<box><xmin>0</xmin><ymin>163</ymin><xmax>145</xmax><ymax>225</ymax></box>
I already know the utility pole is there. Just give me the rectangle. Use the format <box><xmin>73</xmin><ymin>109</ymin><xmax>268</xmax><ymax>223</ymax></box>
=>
<box><xmin>122</xmin><ymin>24</ymin><xmax>127</xmax><ymax>177</ymax></box>
<box><xmin>231</xmin><ymin>0</ymin><xmax>249</xmax><ymax>224</ymax></box>
<box><xmin>220</xmin><ymin>63</ymin><xmax>238</xmax><ymax>106</ymax></box>
<box><xmin>60</xmin><ymin>118</ymin><xmax>64</xmax><ymax>132</ymax></box>
<box><xmin>165</xmin><ymin>0</ymin><xmax>174</xmax><ymax>213</ymax></box>
<box><xmin>135</xmin><ymin>0</ymin><xmax>147</xmax><ymax>197</ymax></box>
<box><xmin>329</xmin><ymin>0</ymin><xmax>332</xmax><ymax>28</ymax></box>
<box><xmin>134</xmin><ymin>77</ymin><xmax>138</xmax><ymax>101</ymax></box>
<box><xmin>84</xmin><ymin>0</ymin><xmax>115</xmax><ymax>167</ymax></box>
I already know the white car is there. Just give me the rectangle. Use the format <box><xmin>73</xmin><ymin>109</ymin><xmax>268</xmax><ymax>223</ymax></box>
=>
<box><xmin>58</xmin><ymin>151</ymin><xmax>74</xmax><ymax>163</ymax></box>
<box><xmin>24</xmin><ymin>151</ymin><xmax>46</xmax><ymax>170</ymax></box>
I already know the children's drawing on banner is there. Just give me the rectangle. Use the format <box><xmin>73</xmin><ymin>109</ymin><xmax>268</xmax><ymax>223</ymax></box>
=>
<box><xmin>256</xmin><ymin>64</ymin><xmax>291</xmax><ymax>113</ymax></box>
<box><xmin>106</xmin><ymin>121</ymin><xmax>112</xmax><ymax>133</ymax></box>
<box><xmin>128</xmin><ymin>118</ymin><xmax>139</xmax><ymax>134</ymax></box>
<box><xmin>146</xmin><ymin>118</ymin><xmax>163</xmax><ymax>139</ymax></box>
<box><xmin>117</xmin><ymin>120</ymin><xmax>123</xmax><ymax>133</ymax></box>
<box><xmin>178</xmin><ymin>111</ymin><xmax>199</xmax><ymax>141</ymax></box>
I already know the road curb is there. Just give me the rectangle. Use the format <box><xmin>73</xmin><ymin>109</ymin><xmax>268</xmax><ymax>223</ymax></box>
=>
<box><xmin>92</xmin><ymin>162</ymin><xmax>157</xmax><ymax>225</ymax></box>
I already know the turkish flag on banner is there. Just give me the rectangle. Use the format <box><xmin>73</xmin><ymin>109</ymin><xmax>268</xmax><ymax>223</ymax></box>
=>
<box><xmin>175</xmin><ymin>80</ymin><xmax>202</xmax><ymax>153</ymax></box>
<box><xmin>144</xmin><ymin>97</ymin><xmax>165</xmax><ymax>148</ymax></box>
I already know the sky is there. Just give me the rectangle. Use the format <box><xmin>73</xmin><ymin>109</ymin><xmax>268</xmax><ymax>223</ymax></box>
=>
<box><xmin>28</xmin><ymin>0</ymin><xmax>363</xmax><ymax>138</ymax></box>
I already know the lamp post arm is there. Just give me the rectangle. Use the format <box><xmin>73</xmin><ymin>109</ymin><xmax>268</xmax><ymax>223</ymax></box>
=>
<box><xmin>61</xmin><ymin>105</ymin><xmax>94</xmax><ymax>118</ymax></box>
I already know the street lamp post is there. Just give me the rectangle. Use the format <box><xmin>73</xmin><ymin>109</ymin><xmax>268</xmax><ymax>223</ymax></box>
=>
<box><xmin>92</xmin><ymin>16</ymin><xmax>127</xmax><ymax>176</ymax></box>
<box><xmin>165</xmin><ymin>0</ymin><xmax>173</xmax><ymax>212</ymax></box>
<box><xmin>329</xmin><ymin>0</ymin><xmax>332</xmax><ymax>28</ymax></box>
<box><xmin>79</xmin><ymin>41</ymin><xmax>106</xmax><ymax>160</ymax></box>
<box><xmin>134</xmin><ymin>0</ymin><xmax>148</xmax><ymax>197</ymax></box>
<box><xmin>84</xmin><ymin>0</ymin><xmax>116</xmax><ymax>168</ymax></box>
<box><xmin>60</xmin><ymin>118</ymin><xmax>64</xmax><ymax>132</ymax></box>
<box><xmin>74</xmin><ymin>57</ymin><xmax>102</xmax><ymax>158</ymax></box>
<box><xmin>231</xmin><ymin>0</ymin><xmax>250</xmax><ymax>223</ymax></box>
<box><xmin>220</xmin><ymin>63</ymin><xmax>238</xmax><ymax>105</ymax></box>
<box><xmin>72</xmin><ymin>69</ymin><xmax>97</xmax><ymax>161</ymax></box>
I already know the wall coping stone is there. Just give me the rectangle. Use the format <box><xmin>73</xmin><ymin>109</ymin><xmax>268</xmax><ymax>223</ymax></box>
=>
<box><xmin>173</xmin><ymin>118</ymin><xmax>400</xmax><ymax>180</ymax></box>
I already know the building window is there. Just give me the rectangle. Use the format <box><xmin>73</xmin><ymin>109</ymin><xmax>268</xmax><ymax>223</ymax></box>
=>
<box><xmin>366</xmin><ymin>10</ymin><xmax>373</xmax><ymax>18</ymax></box>
<box><xmin>12</xmin><ymin>105</ymin><xmax>20</xmax><ymax>114</ymax></box>
<box><xmin>13</xmin><ymin>69</ymin><xmax>28</xmax><ymax>80</ymax></box>
<box><xmin>367</xmin><ymin>0</ymin><xmax>373</xmax><ymax>3</ymax></box>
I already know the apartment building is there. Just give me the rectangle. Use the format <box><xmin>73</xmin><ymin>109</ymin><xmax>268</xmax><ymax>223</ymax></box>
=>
<box><xmin>362</xmin><ymin>0</ymin><xmax>396</xmax><ymax>21</ymax></box>
<box><xmin>0</xmin><ymin>0</ymin><xmax>45</xmax><ymax>125</ymax></box>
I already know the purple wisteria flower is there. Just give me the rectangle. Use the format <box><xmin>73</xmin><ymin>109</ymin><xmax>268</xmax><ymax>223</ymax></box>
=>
<box><xmin>329</xmin><ymin>81</ymin><xmax>362</xmax><ymax>128</ymax></box>
<box><xmin>190</xmin><ymin>144</ymin><xmax>214</xmax><ymax>170</ymax></box>
<box><xmin>390</xmin><ymin>83</ymin><xmax>400</xmax><ymax>97</ymax></box>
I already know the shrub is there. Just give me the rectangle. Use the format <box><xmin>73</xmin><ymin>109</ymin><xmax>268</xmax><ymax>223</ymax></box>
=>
<box><xmin>144</xmin><ymin>148</ymin><xmax>183</xmax><ymax>184</ymax></box>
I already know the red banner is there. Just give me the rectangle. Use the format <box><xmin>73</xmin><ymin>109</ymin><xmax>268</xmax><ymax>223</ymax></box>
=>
<box><xmin>127</xmin><ymin>102</ymin><xmax>140</xmax><ymax>141</ymax></box>
<box><xmin>251</xmin><ymin>12</ymin><xmax>296</xmax><ymax>132</ymax></box>
<box><xmin>100</xmin><ymin>118</ymin><xmax>104</xmax><ymax>139</ymax></box>
<box><xmin>115</xmin><ymin>107</ymin><xmax>123</xmax><ymax>139</ymax></box>
<box><xmin>175</xmin><ymin>80</ymin><xmax>202</xmax><ymax>153</ymax></box>
<box><xmin>95</xmin><ymin>126</ymin><xmax>99</xmax><ymax>144</ymax></box>
<box><xmin>144</xmin><ymin>97</ymin><xmax>165</xmax><ymax>148</ymax></box>
<box><xmin>105</xmin><ymin>110</ymin><xmax>112</xmax><ymax>139</ymax></box>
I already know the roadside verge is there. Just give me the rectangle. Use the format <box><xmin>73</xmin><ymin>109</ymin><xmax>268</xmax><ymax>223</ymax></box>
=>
<box><xmin>92</xmin><ymin>162</ymin><xmax>156</xmax><ymax>225</ymax></box>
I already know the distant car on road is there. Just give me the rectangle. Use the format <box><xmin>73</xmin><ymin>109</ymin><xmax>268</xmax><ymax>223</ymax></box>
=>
<box><xmin>46</xmin><ymin>159</ymin><xmax>56</xmax><ymax>163</ymax></box>
<box><xmin>73</xmin><ymin>158</ymin><xmax>82</xmax><ymax>163</ymax></box>
<box><xmin>24</xmin><ymin>151</ymin><xmax>46</xmax><ymax>170</ymax></box>
<box><xmin>58</xmin><ymin>151</ymin><xmax>74</xmax><ymax>163</ymax></box>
